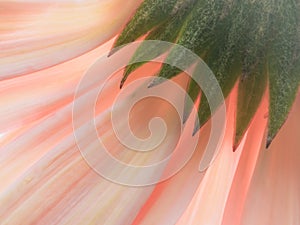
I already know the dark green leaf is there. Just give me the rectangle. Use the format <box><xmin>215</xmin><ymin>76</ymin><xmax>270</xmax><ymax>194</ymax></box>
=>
<box><xmin>110</xmin><ymin>0</ymin><xmax>178</xmax><ymax>55</ymax></box>
<box><xmin>193</xmin><ymin>1</ymin><xmax>249</xmax><ymax>133</ymax></box>
<box><xmin>121</xmin><ymin>0</ymin><xmax>197</xmax><ymax>87</ymax></box>
<box><xmin>155</xmin><ymin>0</ymin><xmax>229</xmax><ymax>81</ymax></box>
<box><xmin>235</xmin><ymin>63</ymin><xmax>268</xmax><ymax>149</ymax></box>
<box><xmin>234</xmin><ymin>1</ymin><xmax>271</xmax><ymax>148</ymax></box>
<box><xmin>183</xmin><ymin>77</ymin><xmax>201</xmax><ymax>124</ymax></box>
<box><xmin>267</xmin><ymin>0</ymin><xmax>300</xmax><ymax>147</ymax></box>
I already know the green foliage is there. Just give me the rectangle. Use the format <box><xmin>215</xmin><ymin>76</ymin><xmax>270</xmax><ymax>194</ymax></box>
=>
<box><xmin>156</xmin><ymin>0</ymin><xmax>228</xmax><ymax>81</ymax></box>
<box><xmin>235</xmin><ymin>1</ymin><xmax>271</xmax><ymax>148</ymax></box>
<box><xmin>267</xmin><ymin>0</ymin><xmax>300</xmax><ymax>147</ymax></box>
<box><xmin>121</xmin><ymin>0</ymin><xmax>198</xmax><ymax>87</ymax></box>
<box><xmin>114</xmin><ymin>0</ymin><xmax>300</xmax><ymax>149</ymax></box>
<box><xmin>183</xmin><ymin>77</ymin><xmax>201</xmax><ymax>124</ymax></box>
<box><xmin>110</xmin><ymin>0</ymin><xmax>178</xmax><ymax>54</ymax></box>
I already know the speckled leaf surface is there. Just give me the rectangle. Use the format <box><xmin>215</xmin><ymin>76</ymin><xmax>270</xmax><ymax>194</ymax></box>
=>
<box><xmin>113</xmin><ymin>0</ymin><xmax>300</xmax><ymax>148</ymax></box>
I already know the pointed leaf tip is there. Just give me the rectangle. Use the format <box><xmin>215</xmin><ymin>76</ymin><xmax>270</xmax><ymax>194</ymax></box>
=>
<box><xmin>107</xmin><ymin>48</ymin><xmax>117</xmax><ymax>57</ymax></box>
<box><xmin>266</xmin><ymin>136</ymin><xmax>272</xmax><ymax>149</ymax></box>
<box><xmin>235</xmin><ymin>62</ymin><xmax>267</xmax><ymax>148</ymax></box>
<box><xmin>120</xmin><ymin>67</ymin><xmax>133</xmax><ymax>89</ymax></box>
<box><xmin>192</xmin><ymin>122</ymin><xmax>200</xmax><ymax>136</ymax></box>
<box><xmin>182</xmin><ymin>109</ymin><xmax>190</xmax><ymax>125</ymax></box>
<box><xmin>267</xmin><ymin>1</ymin><xmax>300</xmax><ymax>145</ymax></box>
<box><xmin>232</xmin><ymin>144</ymin><xmax>238</xmax><ymax>152</ymax></box>
<box><xmin>147</xmin><ymin>77</ymin><xmax>165</xmax><ymax>88</ymax></box>
<box><xmin>183</xmin><ymin>78</ymin><xmax>200</xmax><ymax>124</ymax></box>
<box><xmin>119</xmin><ymin>81</ymin><xmax>124</xmax><ymax>89</ymax></box>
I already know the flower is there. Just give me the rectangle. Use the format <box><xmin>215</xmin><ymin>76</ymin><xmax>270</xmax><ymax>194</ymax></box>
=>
<box><xmin>0</xmin><ymin>1</ymin><xmax>299</xmax><ymax>225</ymax></box>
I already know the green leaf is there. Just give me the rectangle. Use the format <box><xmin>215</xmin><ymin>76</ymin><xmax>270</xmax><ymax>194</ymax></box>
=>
<box><xmin>193</xmin><ymin>1</ymin><xmax>249</xmax><ymax>133</ymax></box>
<box><xmin>115</xmin><ymin>0</ymin><xmax>300</xmax><ymax>147</ymax></box>
<box><xmin>121</xmin><ymin>0</ymin><xmax>197</xmax><ymax>88</ymax></box>
<box><xmin>194</xmin><ymin>56</ymin><xmax>242</xmax><ymax>134</ymax></box>
<box><xmin>234</xmin><ymin>1</ymin><xmax>271</xmax><ymax>148</ymax></box>
<box><xmin>183</xmin><ymin>77</ymin><xmax>201</xmax><ymax>124</ymax></box>
<box><xmin>110</xmin><ymin>0</ymin><xmax>179</xmax><ymax>55</ymax></box>
<box><xmin>235</xmin><ymin>63</ymin><xmax>268</xmax><ymax>149</ymax></box>
<box><xmin>267</xmin><ymin>0</ymin><xmax>300</xmax><ymax>147</ymax></box>
<box><xmin>155</xmin><ymin>0</ymin><xmax>229</xmax><ymax>81</ymax></box>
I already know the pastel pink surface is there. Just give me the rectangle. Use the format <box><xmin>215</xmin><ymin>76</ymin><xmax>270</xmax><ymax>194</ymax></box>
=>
<box><xmin>0</xmin><ymin>2</ymin><xmax>299</xmax><ymax>224</ymax></box>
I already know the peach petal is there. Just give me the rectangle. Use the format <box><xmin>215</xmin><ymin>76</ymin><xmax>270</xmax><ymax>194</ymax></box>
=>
<box><xmin>0</xmin><ymin>39</ymin><xmax>113</xmax><ymax>132</ymax></box>
<box><xmin>241</xmin><ymin>93</ymin><xmax>300</xmax><ymax>225</ymax></box>
<box><xmin>0</xmin><ymin>59</ymin><xmax>188</xmax><ymax>224</ymax></box>
<box><xmin>0</xmin><ymin>0</ymin><xmax>141</xmax><ymax>79</ymax></box>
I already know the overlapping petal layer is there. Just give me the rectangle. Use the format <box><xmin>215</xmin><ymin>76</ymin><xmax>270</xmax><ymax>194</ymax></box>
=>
<box><xmin>0</xmin><ymin>1</ymin><xmax>299</xmax><ymax>225</ymax></box>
